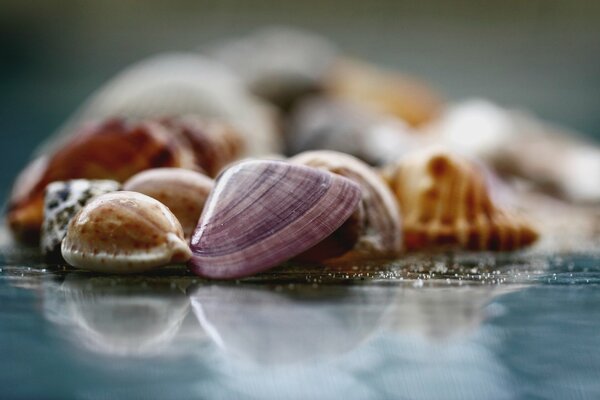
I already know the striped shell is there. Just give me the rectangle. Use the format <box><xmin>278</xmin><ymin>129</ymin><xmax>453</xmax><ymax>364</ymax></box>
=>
<box><xmin>291</xmin><ymin>150</ymin><xmax>402</xmax><ymax>260</ymax></box>
<box><xmin>41</xmin><ymin>179</ymin><xmax>120</xmax><ymax>256</ymax></box>
<box><xmin>189</xmin><ymin>160</ymin><xmax>362</xmax><ymax>279</ymax></box>
<box><xmin>61</xmin><ymin>191</ymin><xmax>192</xmax><ymax>273</ymax></box>
<box><xmin>6</xmin><ymin>118</ymin><xmax>196</xmax><ymax>243</ymax></box>
<box><xmin>382</xmin><ymin>147</ymin><xmax>539</xmax><ymax>251</ymax></box>
<box><xmin>123</xmin><ymin>168</ymin><xmax>213</xmax><ymax>240</ymax></box>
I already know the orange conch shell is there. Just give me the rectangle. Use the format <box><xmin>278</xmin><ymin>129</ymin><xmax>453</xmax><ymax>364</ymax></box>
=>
<box><xmin>382</xmin><ymin>147</ymin><xmax>539</xmax><ymax>251</ymax></box>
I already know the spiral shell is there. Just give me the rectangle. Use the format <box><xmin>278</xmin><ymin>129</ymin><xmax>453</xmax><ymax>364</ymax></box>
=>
<box><xmin>291</xmin><ymin>150</ymin><xmax>402</xmax><ymax>260</ymax></box>
<box><xmin>123</xmin><ymin>168</ymin><xmax>213</xmax><ymax>240</ymax></box>
<box><xmin>61</xmin><ymin>191</ymin><xmax>192</xmax><ymax>273</ymax></box>
<box><xmin>382</xmin><ymin>147</ymin><xmax>539</xmax><ymax>251</ymax></box>
<box><xmin>6</xmin><ymin>118</ymin><xmax>196</xmax><ymax>243</ymax></box>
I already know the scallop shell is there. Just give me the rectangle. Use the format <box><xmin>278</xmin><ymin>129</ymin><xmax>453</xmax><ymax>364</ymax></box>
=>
<box><xmin>6</xmin><ymin>118</ymin><xmax>196</xmax><ymax>243</ymax></box>
<box><xmin>123</xmin><ymin>168</ymin><xmax>213</xmax><ymax>240</ymax></box>
<box><xmin>161</xmin><ymin>116</ymin><xmax>245</xmax><ymax>177</ymax></box>
<box><xmin>41</xmin><ymin>179</ymin><xmax>121</xmax><ymax>257</ymax></box>
<box><xmin>291</xmin><ymin>150</ymin><xmax>402</xmax><ymax>260</ymax></box>
<box><xmin>327</xmin><ymin>58</ymin><xmax>442</xmax><ymax>127</ymax></box>
<box><xmin>188</xmin><ymin>160</ymin><xmax>362</xmax><ymax>279</ymax></box>
<box><xmin>47</xmin><ymin>53</ymin><xmax>281</xmax><ymax>157</ymax></box>
<box><xmin>382</xmin><ymin>147</ymin><xmax>539</xmax><ymax>251</ymax></box>
<box><xmin>206</xmin><ymin>26</ymin><xmax>338</xmax><ymax>109</ymax></box>
<box><xmin>61</xmin><ymin>191</ymin><xmax>192</xmax><ymax>273</ymax></box>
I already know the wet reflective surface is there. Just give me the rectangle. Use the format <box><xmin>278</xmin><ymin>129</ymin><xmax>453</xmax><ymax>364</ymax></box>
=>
<box><xmin>2</xmin><ymin>233</ymin><xmax>600</xmax><ymax>399</ymax></box>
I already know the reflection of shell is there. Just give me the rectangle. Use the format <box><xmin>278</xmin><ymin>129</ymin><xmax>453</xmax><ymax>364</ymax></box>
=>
<box><xmin>162</xmin><ymin>116</ymin><xmax>245</xmax><ymax>177</ymax></box>
<box><xmin>49</xmin><ymin>53</ymin><xmax>281</xmax><ymax>157</ymax></box>
<box><xmin>189</xmin><ymin>160</ymin><xmax>362</xmax><ymax>279</ymax></box>
<box><xmin>287</xmin><ymin>96</ymin><xmax>424</xmax><ymax>165</ymax></box>
<box><xmin>327</xmin><ymin>59</ymin><xmax>442</xmax><ymax>127</ymax></box>
<box><xmin>206</xmin><ymin>27</ymin><xmax>338</xmax><ymax>109</ymax></box>
<box><xmin>41</xmin><ymin>179</ymin><xmax>120</xmax><ymax>256</ymax></box>
<box><xmin>291</xmin><ymin>150</ymin><xmax>402</xmax><ymax>260</ymax></box>
<box><xmin>123</xmin><ymin>168</ymin><xmax>213</xmax><ymax>240</ymax></box>
<box><xmin>6</xmin><ymin>118</ymin><xmax>196</xmax><ymax>243</ymax></box>
<box><xmin>382</xmin><ymin>147</ymin><xmax>539</xmax><ymax>251</ymax></box>
<box><xmin>61</xmin><ymin>191</ymin><xmax>192</xmax><ymax>273</ymax></box>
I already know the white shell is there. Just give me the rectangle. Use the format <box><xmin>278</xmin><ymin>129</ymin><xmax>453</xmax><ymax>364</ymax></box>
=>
<box><xmin>61</xmin><ymin>191</ymin><xmax>192</xmax><ymax>273</ymax></box>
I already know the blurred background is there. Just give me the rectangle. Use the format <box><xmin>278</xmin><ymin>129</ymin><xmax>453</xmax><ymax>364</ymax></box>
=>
<box><xmin>1</xmin><ymin>0</ymin><xmax>599</xmax><ymax>201</ymax></box>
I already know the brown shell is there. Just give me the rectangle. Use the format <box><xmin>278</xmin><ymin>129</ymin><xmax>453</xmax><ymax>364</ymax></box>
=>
<box><xmin>6</xmin><ymin>118</ymin><xmax>197</xmax><ymax>243</ymax></box>
<box><xmin>61</xmin><ymin>191</ymin><xmax>192</xmax><ymax>273</ymax></box>
<box><xmin>161</xmin><ymin>116</ymin><xmax>245</xmax><ymax>177</ymax></box>
<box><xmin>291</xmin><ymin>150</ymin><xmax>403</xmax><ymax>260</ymax></box>
<box><xmin>327</xmin><ymin>59</ymin><xmax>442</xmax><ymax>127</ymax></box>
<box><xmin>123</xmin><ymin>168</ymin><xmax>214</xmax><ymax>240</ymax></box>
<box><xmin>382</xmin><ymin>147</ymin><xmax>539</xmax><ymax>251</ymax></box>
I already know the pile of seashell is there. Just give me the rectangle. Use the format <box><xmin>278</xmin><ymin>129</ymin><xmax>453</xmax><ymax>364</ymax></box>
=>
<box><xmin>5</xmin><ymin>27</ymin><xmax>599</xmax><ymax>279</ymax></box>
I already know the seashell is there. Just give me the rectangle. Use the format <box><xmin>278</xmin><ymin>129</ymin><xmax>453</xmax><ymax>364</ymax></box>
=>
<box><xmin>6</xmin><ymin>118</ymin><xmax>196</xmax><ymax>243</ymax></box>
<box><xmin>123</xmin><ymin>168</ymin><xmax>213</xmax><ymax>240</ymax></box>
<box><xmin>161</xmin><ymin>116</ymin><xmax>245</xmax><ymax>177</ymax></box>
<box><xmin>46</xmin><ymin>53</ymin><xmax>281</xmax><ymax>157</ymax></box>
<box><xmin>382</xmin><ymin>147</ymin><xmax>539</xmax><ymax>251</ymax></box>
<box><xmin>61</xmin><ymin>191</ymin><xmax>192</xmax><ymax>273</ymax></box>
<box><xmin>290</xmin><ymin>150</ymin><xmax>402</xmax><ymax>260</ymax></box>
<box><xmin>188</xmin><ymin>160</ymin><xmax>362</xmax><ymax>279</ymax></box>
<box><xmin>429</xmin><ymin>99</ymin><xmax>600</xmax><ymax>203</ymax></box>
<box><xmin>287</xmin><ymin>96</ymin><xmax>426</xmax><ymax>165</ymax></box>
<box><xmin>41</xmin><ymin>179</ymin><xmax>120</xmax><ymax>257</ymax></box>
<box><xmin>327</xmin><ymin>59</ymin><xmax>442</xmax><ymax>127</ymax></box>
<box><xmin>205</xmin><ymin>26</ymin><xmax>338</xmax><ymax>110</ymax></box>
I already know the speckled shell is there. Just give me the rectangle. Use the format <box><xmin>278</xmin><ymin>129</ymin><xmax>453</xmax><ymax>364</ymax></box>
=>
<box><xmin>188</xmin><ymin>160</ymin><xmax>362</xmax><ymax>279</ymax></box>
<box><xmin>61</xmin><ymin>191</ymin><xmax>192</xmax><ymax>273</ymax></box>
<box><xmin>382</xmin><ymin>147</ymin><xmax>539</xmax><ymax>251</ymax></box>
<box><xmin>327</xmin><ymin>59</ymin><xmax>442</xmax><ymax>127</ymax></box>
<box><xmin>123</xmin><ymin>168</ymin><xmax>213</xmax><ymax>240</ymax></box>
<box><xmin>291</xmin><ymin>150</ymin><xmax>402</xmax><ymax>260</ymax></box>
<box><xmin>206</xmin><ymin>26</ymin><xmax>338</xmax><ymax>109</ymax></box>
<box><xmin>287</xmin><ymin>97</ymin><xmax>425</xmax><ymax>165</ymax></box>
<box><xmin>48</xmin><ymin>53</ymin><xmax>281</xmax><ymax>157</ymax></box>
<box><xmin>6</xmin><ymin>118</ymin><xmax>196</xmax><ymax>243</ymax></box>
<box><xmin>41</xmin><ymin>179</ymin><xmax>121</xmax><ymax>256</ymax></box>
<box><xmin>161</xmin><ymin>116</ymin><xmax>245</xmax><ymax>177</ymax></box>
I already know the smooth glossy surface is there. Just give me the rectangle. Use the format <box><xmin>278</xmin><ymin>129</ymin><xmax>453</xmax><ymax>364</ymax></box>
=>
<box><xmin>189</xmin><ymin>160</ymin><xmax>362</xmax><ymax>279</ymax></box>
<box><xmin>1</xmin><ymin>246</ymin><xmax>600</xmax><ymax>399</ymax></box>
<box><xmin>61</xmin><ymin>192</ymin><xmax>191</xmax><ymax>273</ymax></box>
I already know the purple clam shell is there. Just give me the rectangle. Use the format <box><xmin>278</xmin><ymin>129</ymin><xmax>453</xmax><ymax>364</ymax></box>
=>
<box><xmin>188</xmin><ymin>160</ymin><xmax>362</xmax><ymax>279</ymax></box>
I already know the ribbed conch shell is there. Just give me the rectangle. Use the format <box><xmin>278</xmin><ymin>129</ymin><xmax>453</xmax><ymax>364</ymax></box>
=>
<box><xmin>205</xmin><ymin>26</ymin><xmax>338</xmax><ymax>109</ymax></box>
<box><xmin>47</xmin><ymin>53</ymin><xmax>281</xmax><ymax>157</ymax></box>
<box><xmin>61</xmin><ymin>191</ymin><xmax>192</xmax><ymax>273</ymax></box>
<box><xmin>189</xmin><ymin>160</ymin><xmax>362</xmax><ymax>279</ymax></box>
<box><xmin>382</xmin><ymin>147</ymin><xmax>539</xmax><ymax>251</ymax></box>
<box><xmin>123</xmin><ymin>168</ymin><xmax>213</xmax><ymax>240</ymax></box>
<box><xmin>6</xmin><ymin>118</ymin><xmax>196</xmax><ymax>243</ymax></box>
<box><xmin>161</xmin><ymin>116</ymin><xmax>244</xmax><ymax>177</ymax></box>
<box><xmin>291</xmin><ymin>150</ymin><xmax>402</xmax><ymax>260</ymax></box>
<box><xmin>41</xmin><ymin>179</ymin><xmax>121</xmax><ymax>257</ymax></box>
<box><xmin>287</xmin><ymin>96</ymin><xmax>426</xmax><ymax>165</ymax></box>
<box><xmin>327</xmin><ymin>59</ymin><xmax>442</xmax><ymax>127</ymax></box>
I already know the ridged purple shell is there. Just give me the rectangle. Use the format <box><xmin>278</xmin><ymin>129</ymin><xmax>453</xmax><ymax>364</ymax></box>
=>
<box><xmin>188</xmin><ymin>160</ymin><xmax>362</xmax><ymax>279</ymax></box>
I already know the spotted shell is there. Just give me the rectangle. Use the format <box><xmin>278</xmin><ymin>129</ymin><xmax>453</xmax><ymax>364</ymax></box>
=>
<box><xmin>123</xmin><ymin>168</ymin><xmax>213</xmax><ymax>240</ymax></box>
<box><xmin>6</xmin><ymin>118</ymin><xmax>196</xmax><ymax>243</ymax></box>
<box><xmin>61</xmin><ymin>191</ymin><xmax>192</xmax><ymax>273</ymax></box>
<box><xmin>382</xmin><ymin>147</ymin><xmax>539</xmax><ymax>251</ymax></box>
<box><xmin>41</xmin><ymin>179</ymin><xmax>121</xmax><ymax>256</ymax></box>
<box><xmin>327</xmin><ymin>58</ymin><xmax>442</xmax><ymax>127</ymax></box>
<box><xmin>291</xmin><ymin>150</ymin><xmax>402</xmax><ymax>260</ymax></box>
